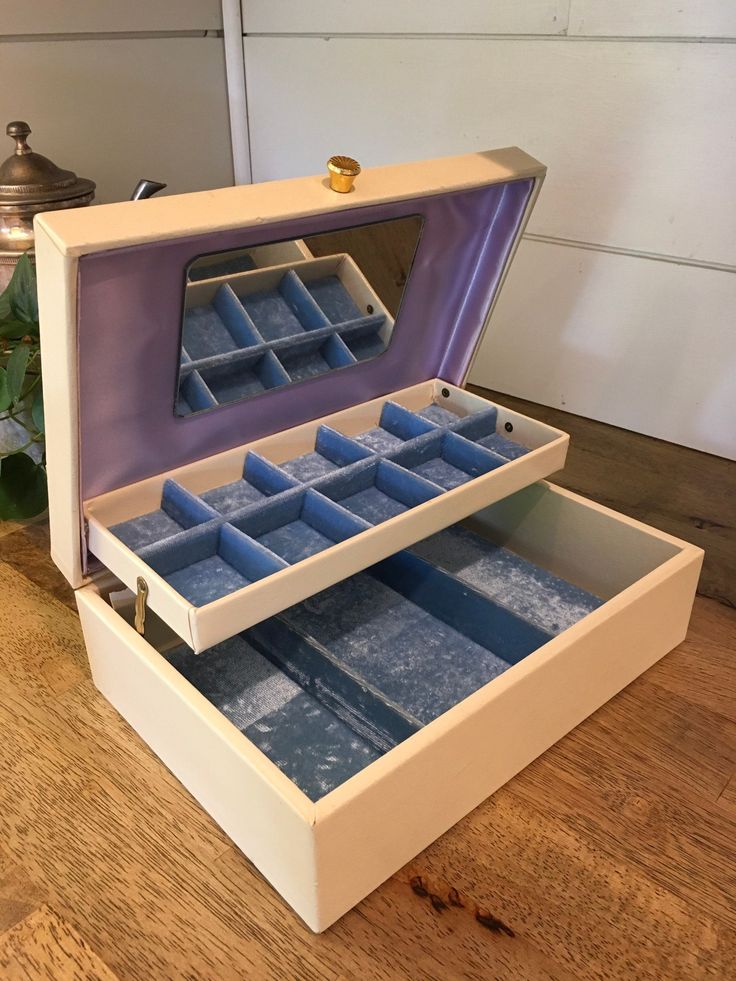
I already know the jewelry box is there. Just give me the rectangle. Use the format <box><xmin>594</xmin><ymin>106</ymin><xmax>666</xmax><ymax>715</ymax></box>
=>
<box><xmin>35</xmin><ymin>148</ymin><xmax>702</xmax><ymax>931</ymax></box>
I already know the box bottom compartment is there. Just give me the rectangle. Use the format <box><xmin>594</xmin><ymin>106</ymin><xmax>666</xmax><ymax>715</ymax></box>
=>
<box><xmin>78</xmin><ymin>481</ymin><xmax>701</xmax><ymax>931</ymax></box>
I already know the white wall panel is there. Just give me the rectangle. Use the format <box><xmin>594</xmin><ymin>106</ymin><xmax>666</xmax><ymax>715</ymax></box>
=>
<box><xmin>1</xmin><ymin>1</ymin><xmax>222</xmax><ymax>35</ymax></box>
<box><xmin>244</xmin><ymin>36</ymin><xmax>736</xmax><ymax>266</ymax></box>
<box><xmin>469</xmin><ymin>240</ymin><xmax>736</xmax><ymax>460</ymax></box>
<box><xmin>0</xmin><ymin>37</ymin><xmax>233</xmax><ymax>203</ymax></box>
<box><xmin>242</xmin><ymin>1</ymin><xmax>569</xmax><ymax>36</ymax></box>
<box><xmin>569</xmin><ymin>1</ymin><xmax>736</xmax><ymax>39</ymax></box>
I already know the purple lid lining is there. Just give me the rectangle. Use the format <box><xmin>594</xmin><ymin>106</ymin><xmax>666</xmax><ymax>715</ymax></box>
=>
<box><xmin>77</xmin><ymin>177</ymin><xmax>533</xmax><ymax>501</ymax></box>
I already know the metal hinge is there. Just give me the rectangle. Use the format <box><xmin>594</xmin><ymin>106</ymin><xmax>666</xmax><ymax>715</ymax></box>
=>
<box><xmin>134</xmin><ymin>577</ymin><xmax>149</xmax><ymax>635</ymax></box>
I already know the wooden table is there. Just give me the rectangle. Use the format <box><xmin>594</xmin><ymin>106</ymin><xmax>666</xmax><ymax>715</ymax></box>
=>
<box><xmin>0</xmin><ymin>392</ymin><xmax>734</xmax><ymax>980</ymax></box>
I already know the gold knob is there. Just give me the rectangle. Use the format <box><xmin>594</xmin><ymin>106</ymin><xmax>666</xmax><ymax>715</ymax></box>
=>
<box><xmin>327</xmin><ymin>155</ymin><xmax>360</xmax><ymax>193</ymax></box>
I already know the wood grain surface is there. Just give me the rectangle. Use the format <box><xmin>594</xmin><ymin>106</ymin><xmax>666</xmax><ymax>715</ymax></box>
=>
<box><xmin>0</xmin><ymin>905</ymin><xmax>119</xmax><ymax>981</ymax></box>
<box><xmin>0</xmin><ymin>392</ymin><xmax>734</xmax><ymax>980</ymax></box>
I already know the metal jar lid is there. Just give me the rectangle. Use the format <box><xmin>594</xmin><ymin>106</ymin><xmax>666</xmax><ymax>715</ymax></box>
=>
<box><xmin>0</xmin><ymin>120</ymin><xmax>95</xmax><ymax>205</ymax></box>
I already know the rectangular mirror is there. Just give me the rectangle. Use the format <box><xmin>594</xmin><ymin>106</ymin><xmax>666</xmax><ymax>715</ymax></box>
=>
<box><xmin>176</xmin><ymin>215</ymin><xmax>423</xmax><ymax>416</ymax></box>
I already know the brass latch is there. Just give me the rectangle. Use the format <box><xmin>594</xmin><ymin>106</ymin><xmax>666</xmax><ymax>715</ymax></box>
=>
<box><xmin>134</xmin><ymin>577</ymin><xmax>149</xmax><ymax>635</ymax></box>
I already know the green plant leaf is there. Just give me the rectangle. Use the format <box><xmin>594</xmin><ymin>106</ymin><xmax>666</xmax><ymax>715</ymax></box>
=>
<box><xmin>32</xmin><ymin>386</ymin><xmax>44</xmax><ymax>434</ymax></box>
<box><xmin>0</xmin><ymin>367</ymin><xmax>10</xmax><ymax>412</ymax></box>
<box><xmin>0</xmin><ymin>288</ymin><xmax>11</xmax><ymax>320</ymax></box>
<box><xmin>8</xmin><ymin>254</ymin><xmax>39</xmax><ymax>324</ymax></box>
<box><xmin>6</xmin><ymin>343</ymin><xmax>30</xmax><ymax>402</ymax></box>
<box><xmin>0</xmin><ymin>452</ymin><xmax>47</xmax><ymax>519</ymax></box>
<box><xmin>0</xmin><ymin>319</ymin><xmax>29</xmax><ymax>339</ymax></box>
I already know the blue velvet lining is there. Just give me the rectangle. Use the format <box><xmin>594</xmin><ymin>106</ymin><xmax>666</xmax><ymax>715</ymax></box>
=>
<box><xmin>111</xmin><ymin>396</ymin><xmax>538</xmax><ymax>607</ymax></box>
<box><xmin>411</xmin><ymin>525</ymin><xmax>604</xmax><ymax>634</ymax></box>
<box><xmin>392</xmin><ymin>431</ymin><xmax>506</xmax><ymax>489</ymax></box>
<box><xmin>177</xmin><ymin>371</ymin><xmax>217</xmax><ymax>415</ymax></box>
<box><xmin>231</xmin><ymin>488</ymin><xmax>368</xmax><ymax>565</ymax></box>
<box><xmin>306</xmin><ymin>275</ymin><xmax>363</xmax><ymax>323</ymax></box>
<box><xmin>200</xmin><ymin>350</ymin><xmax>290</xmax><ymax>403</ymax></box>
<box><xmin>269</xmin><ymin>554</ymin><xmax>553</xmax><ymax>726</ymax></box>
<box><xmin>354</xmin><ymin>400</ymin><xmax>436</xmax><ymax>452</ymax></box>
<box><xmin>111</xmin><ymin>479</ymin><xmax>218</xmax><ymax>551</ymax></box>
<box><xmin>418</xmin><ymin>403</ymin><xmax>461</xmax><ymax>426</ymax></box>
<box><xmin>165</xmin><ymin>636</ymin><xmax>380</xmax><ymax>800</ymax></box>
<box><xmin>144</xmin><ymin>523</ymin><xmax>289</xmax><ymax>607</ymax></box>
<box><xmin>320</xmin><ymin>459</ymin><xmax>442</xmax><ymax>524</ymax></box>
<box><xmin>280</xmin><ymin>425</ymin><xmax>372</xmax><ymax>481</ymax></box>
<box><xmin>163</xmin><ymin>523</ymin><xmax>602</xmax><ymax>800</ymax></box>
<box><xmin>178</xmin><ymin>268</ymin><xmax>390</xmax><ymax>415</ymax></box>
<box><xmin>201</xmin><ymin>452</ymin><xmax>298</xmax><ymax>513</ymax></box>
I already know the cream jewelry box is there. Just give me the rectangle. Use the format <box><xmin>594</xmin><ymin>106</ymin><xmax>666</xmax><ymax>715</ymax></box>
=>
<box><xmin>35</xmin><ymin>148</ymin><xmax>703</xmax><ymax>932</ymax></box>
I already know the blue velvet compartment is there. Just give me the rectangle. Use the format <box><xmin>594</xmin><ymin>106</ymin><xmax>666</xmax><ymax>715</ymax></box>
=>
<box><xmin>279</xmin><ymin>425</ymin><xmax>373</xmax><ymax>482</ymax></box>
<box><xmin>230</xmin><ymin>488</ymin><xmax>369</xmax><ymax>565</ymax></box>
<box><xmin>319</xmin><ymin>458</ymin><xmax>443</xmax><ymax>524</ymax></box>
<box><xmin>163</xmin><ymin>524</ymin><xmax>601</xmax><ymax>801</ymax></box>
<box><xmin>165</xmin><ymin>636</ymin><xmax>381</xmax><ymax>801</ymax></box>
<box><xmin>201</xmin><ymin>452</ymin><xmax>297</xmax><ymax>514</ymax></box>
<box><xmin>111</xmin><ymin>480</ymin><xmax>219</xmax><ymax>552</ymax></box>
<box><xmin>264</xmin><ymin>554</ymin><xmax>552</xmax><ymax>728</ymax></box>
<box><xmin>240</xmin><ymin>270</ymin><xmax>329</xmax><ymax>340</ymax></box>
<box><xmin>109</xmin><ymin>396</ymin><xmax>539</xmax><ymax>608</ymax></box>
<box><xmin>353</xmin><ymin>400</ymin><xmax>437</xmax><ymax>453</ymax></box>
<box><xmin>182</xmin><ymin>285</ymin><xmax>261</xmax><ymax>361</ymax></box>
<box><xmin>452</xmin><ymin>408</ymin><xmax>530</xmax><ymax>461</ymax></box>
<box><xmin>199</xmin><ymin>350</ymin><xmax>290</xmax><ymax>403</ymax></box>
<box><xmin>143</xmin><ymin>522</ymin><xmax>289</xmax><ymax>606</ymax></box>
<box><xmin>178</xmin><ymin>265</ymin><xmax>390</xmax><ymax>415</ymax></box>
<box><xmin>391</xmin><ymin>430</ymin><xmax>506</xmax><ymax>490</ymax></box>
<box><xmin>411</xmin><ymin>525</ymin><xmax>604</xmax><ymax>635</ymax></box>
<box><xmin>305</xmin><ymin>275</ymin><xmax>363</xmax><ymax>323</ymax></box>
<box><xmin>276</xmin><ymin>332</ymin><xmax>355</xmax><ymax>383</ymax></box>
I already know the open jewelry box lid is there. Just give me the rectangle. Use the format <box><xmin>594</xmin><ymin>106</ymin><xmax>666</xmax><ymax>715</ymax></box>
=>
<box><xmin>35</xmin><ymin>147</ymin><xmax>545</xmax><ymax>593</ymax></box>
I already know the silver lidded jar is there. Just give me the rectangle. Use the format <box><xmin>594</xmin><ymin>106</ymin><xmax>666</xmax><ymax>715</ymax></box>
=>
<box><xmin>0</xmin><ymin>120</ymin><xmax>95</xmax><ymax>287</ymax></box>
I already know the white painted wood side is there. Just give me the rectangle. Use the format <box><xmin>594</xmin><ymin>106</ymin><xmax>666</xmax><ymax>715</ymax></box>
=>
<box><xmin>468</xmin><ymin>238</ymin><xmax>736</xmax><ymax>461</ymax></box>
<box><xmin>568</xmin><ymin>1</ymin><xmax>736</xmax><ymax>38</ymax></box>
<box><xmin>1</xmin><ymin>1</ymin><xmax>222</xmax><ymax>34</ymax></box>
<box><xmin>0</xmin><ymin>37</ymin><xmax>233</xmax><ymax>205</ymax></box>
<box><xmin>241</xmin><ymin>1</ymin><xmax>569</xmax><ymax>36</ymax></box>
<box><xmin>312</xmin><ymin>540</ymin><xmax>703</xmax><ymax>930</ymax></box>
<box><xmin>75</xmin><ymin>584</ymin><xmax>323</xmax><ymax>931</ymax></box>
<box><xmin>34</xmin><ymin>228</ymin><xmax>85</xmax><ymax>588</ymax></box>
<box><xmin>243</xmin><ymin>37</ymin><xmax>736</xmax><ymax>267</ymax></box>
<box><xmin>36</xmin><ymin>147</ymin><xmax>543</xmax><ymax>256</ymax></box>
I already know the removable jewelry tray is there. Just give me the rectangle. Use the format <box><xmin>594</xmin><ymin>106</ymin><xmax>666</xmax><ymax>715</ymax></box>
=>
<box><xmin>85</xmin><ymin>380</ymin><xmax>568</xmax><ymax>651</ymax></box>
